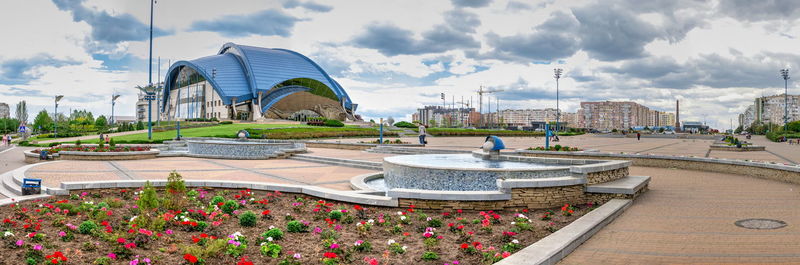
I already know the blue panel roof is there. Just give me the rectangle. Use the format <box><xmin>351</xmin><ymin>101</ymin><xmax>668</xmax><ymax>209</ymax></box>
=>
<box><xmin>163</xmin><ymin>43</ymin><xmax>354</xmax><ymax>111</ymax></box>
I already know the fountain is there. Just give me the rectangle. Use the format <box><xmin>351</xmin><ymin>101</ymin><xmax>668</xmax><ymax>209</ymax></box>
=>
<box><xmin>184</xmin><ymin>132</ymin><xmax>305</xmax><ymax>159</ymax></box>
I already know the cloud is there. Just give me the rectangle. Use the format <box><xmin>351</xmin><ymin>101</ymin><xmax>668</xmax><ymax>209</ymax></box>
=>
<box><xmin>51</xmin><ymin>0</ymin><xmax>172</xmax><ymax>45</ymax></box>
<box><xmin>451</xmin><ymin>0</ymin><xmax>492</xmax><ymax>8</ymax></box>
<box><xmin>0</xmin><ymin>55</ymin><xmax>81</xmax><ymax>85</ymax></box>
<box><xmin>473</xmin><ymin>12</ymin><xmax>580</xmax><ymax>62</ymax></box>
<box><xmin>283</xmin><ymin>0</ymin><xmax>333</xmax><ymax>12</ymax></box>
<box><xmin>190</xmin><ymin>9</ymin><xmax>302</xmax><ymax>37</ymax></box>
<box><xmin>571</xmin><ymin>4</ymin><xmax>659</xmax><ymax>61</ymax></box>
<box><xmin>444</xmin><ymin>9</ymin><xmax>481</xmax><ymax>33</ymax></box>
<box><xmin>351</xmin><ymin>23</ymin><xmax>480</xmax><ymax>56</ymax></box>
<box><xmin>717</xmin><ymin>0</ymin><xmax>800</xmax><ymax>22</ymax></box>
<box><xmin>0</xmin><ymin>87</ymin><xmax>51</xmax><ymax>98</ymax></box>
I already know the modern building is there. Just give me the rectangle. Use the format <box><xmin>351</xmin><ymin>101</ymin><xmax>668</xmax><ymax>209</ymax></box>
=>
<box><xmin>682</xmin><ymin>121</ymin><xmax>709</xmax><ymax>133</ymax></box>
<box><xmin>161</xmin><ymin>43</ymin><xmax>358</xmax><ymax>122</ymax></box>
<box><xmin>484</xmin><ymin>108</ymin><xmax>577</xmax><ymax>129</ymax></box>
<box><xmin>739</xmin><ymin>94</ymin><xmax>800</xmax><ymax>128</ymax></box>
<box><xmin>416</xmin><ymin>106</ymin><xmax>474</xmax><ymax>127</ymax></box>
<box><xmin>0</xmin><ymin>103</ymin><xmax>9</xmax><ymax>119</ymax></box>
<box><xmin>136</xmin><ymin>82</ymin><xmax>164</xmax><ymax>123</ymax></box>
<box><xmin>577</xmin><ymin>101</ymin><xmax>651</xmax><ymax>130</ymax></box>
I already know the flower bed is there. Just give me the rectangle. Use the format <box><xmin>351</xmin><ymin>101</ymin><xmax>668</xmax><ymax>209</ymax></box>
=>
<box><xmin>526</xmin><ymin>145</ymin><xmax>581</xmax><ymax>152</ymax></box>
<box><xmin>0</xmin><ymin>173</ymin><xmax>595</xmax><ymax>264</ymax></box>
<box><xmin>33</xmin><ymin>145</ymin><xmax>151</xmax><ymax>155</ymax></box>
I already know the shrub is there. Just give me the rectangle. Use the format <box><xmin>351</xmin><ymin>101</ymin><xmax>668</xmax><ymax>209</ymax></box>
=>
<box><xmin>98</xmin><ymin>141</ymin><xmax>104</xmax><ymax>148</ymax></box>
<box><xmin>137</xmin><ymin>181</ymin><xmax>160</xmax><ymax>212</ymax></box>
<box><xmin>261</xmin><ymin>228</ymin><xmax>284</xmax><ymax>241</ymax></box>
<box><xmin>286</xmin><ymin>220</ymin><xmax>308</xmax><ymax>233</ymax></box>
<box><xmin>421</xmin><ymin>251</ymin><xmax>439</xmax><ymax>261</ymax></box>
<box><xmin>260</xmin><ymin>242</ymin><xmax>282</xmax><ymax>258</ymax></box>
<box><xmin>327</xmin><ymin>210</ymin><xmax>344</xmax><ymax>221</ymax></box>
<box><xmin>219</xmin><ymin>121</ymin><xmax>233</xmax><ymax>125</ymax></box>
<box><xmin>210</xmin><ymin>196</ymin><xmax>226</xmax><ymax>206</ymax></box>
<box><xmin>239</xmin><ymin>211</ymin><xmax>257</xmax><ymax>227</ymax></box>
<box><xmin>393</xmin><ymin>121</ymin><xmax>416</xmax><ymax>128</ymax></box>
<box><xmin>78</xmin><ymin>220</ymin><xmax>97</xmax><ymax>234</ymax></box>
<box><xmin>323</xmin><ymin>119</ymin><xmax>344</xmax><ymax>127</ymax></box>
<box><xmin>74</xmin><ymin>139</ymin><xmax>81</xmax><ymax>146</ymax></box>
<box><xmin>221</xmin><ymin>200</ymin><xmax>239</xmax><ymax>214</ymax></box>
<box><xmin>427</xmin><ymin>218</ymin><xmax>443</xmax><ymax>228</ymax></box>
<box><xmin>109</xmin><ymin>138</ymin><xmax>116</xmax><ymax>147</ymax></box>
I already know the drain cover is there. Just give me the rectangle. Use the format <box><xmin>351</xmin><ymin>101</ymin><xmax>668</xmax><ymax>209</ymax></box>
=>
<box><xmin>735</xmin><ymin>219</ymin><xmax>787</xmax><ymax>230</ymax></box>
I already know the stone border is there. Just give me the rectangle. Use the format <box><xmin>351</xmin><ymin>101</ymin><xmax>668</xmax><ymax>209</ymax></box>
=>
<box><xmin>515</xmin><ymin>149</ymin><xmax>800</xmax><ymax>184</ymax></box>
<box><xmin>387</xmin><ymin>188</ymin><xmax>512</xmax><ymax>201</ymax></box>
<box><xmin>25</xmin><ymin>149</ymin><xmax>159</xmax><ymax>162</ymax></box>
<box><xmin>54</xmin><ymin>179</ymin><xmax>399</xmax><ymax>207</ymax></box>
<box><xmin>349</xmin><ymin>172</ymin><xmax>384</xmax><ymax>191</ymax></box>
<box><xmin>495</xmin><ymin>199</ymin><xmax>632</xmax><ymax>265</ymax></box>
<box><xmin>709</xmin><ymin>144</ymin><xmax>765</xmax><ymax>151</ymax></box>
<box><xmin>305</xmin><ymin>141</ymin><xmax>425</xmax><ymax>151</ymax></box>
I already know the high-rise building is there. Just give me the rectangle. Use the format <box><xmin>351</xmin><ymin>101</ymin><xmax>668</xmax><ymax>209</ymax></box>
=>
<box><xmin>577</xmin><ymin>101</ymin><xmax>652</xmax><ymax>130</ymax></box>
<box><xmin>0</xmin><ymin>103</ymin><xmax>9</xmax><ymax>119</ymax></box>
<box><xmin>415</xmin><ymin>106</ymin><xmax>474</xmax><ymax>127</ymax></box>
<box><xmin>485</xmin><ymin>108</ymin><xmax>577</xmax><ymax>128</ymax></box>
<box><xmin>741</xmin><ymin>94</ymin><xmax>800</xmax><ymax>127</ymax></box>
<box><xmin>658</xmin><ymin>112</ymin><xmax>676</xmax><ymax>127</ymax></box>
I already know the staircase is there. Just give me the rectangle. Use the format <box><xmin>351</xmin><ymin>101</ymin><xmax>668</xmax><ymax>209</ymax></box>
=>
<box><xmin>365</xmin><ymin>145</ymin><xmax>470</xmax><ymax>155</ymax></box>
<box><xmin>157</xmin><ymin>140</ymin><xmax>189</xmax><ymax>157</ymax></box>
<box><xmin>290</xmin><ymin>154</ymin><xmax>382</xmax><ymax>170</ymax></box>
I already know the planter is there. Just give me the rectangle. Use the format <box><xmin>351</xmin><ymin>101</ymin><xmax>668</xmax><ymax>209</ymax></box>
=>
<box><xmin>26</xmin><ymin>149</ymin><xmax>159</xmax><ymax>161</ymax></box>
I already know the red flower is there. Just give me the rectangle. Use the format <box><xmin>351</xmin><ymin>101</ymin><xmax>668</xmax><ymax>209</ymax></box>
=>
<box><xmin>261</xmin><ymin>210</ymin><xmax>271</xmax><ymax>215</ymax></box>
<box><xmin>117</xmin><ymin>238</ymin><xmax>126</xmax><ymax>244</ymax></box>
<box><xmin>184</xmin><ymin>253</ymin><xmax>199</xmax><ymax>263</ymax></box>
<box><xmin>323</xmin><ymin>252</ymin><xmax>338</xmax><ymax>259</ymax></box>
<box><xmin>460</xmin><ymin>243</ymin><xmax>469</xmax><ymax>249</ymax></box>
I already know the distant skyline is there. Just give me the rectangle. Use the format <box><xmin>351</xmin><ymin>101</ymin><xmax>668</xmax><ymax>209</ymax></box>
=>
<box><xmin>0</xmin><ymin>0</ymin><xmax>799</xmax><ymax>129</ymax></box>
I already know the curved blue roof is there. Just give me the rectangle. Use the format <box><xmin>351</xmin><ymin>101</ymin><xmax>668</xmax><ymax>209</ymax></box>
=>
<box><xmin>163</xmin><ymin>43</ymin><xmax>353</xmax><ymax>111</ymax></box>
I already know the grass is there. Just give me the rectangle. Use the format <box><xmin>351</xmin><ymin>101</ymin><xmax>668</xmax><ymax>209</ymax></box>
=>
<box><xmin>247</xmin><ymin>127</ymin><xmax>395</xmax><ymax>139</ymax></box>
<box><xmin>414</xmin><ymin>127</ymin><xmax>584</xmax><ymax>137</ymax></box>
<box><xmin>50</xmin><ymin>124</ymin><xmax>309</xmax><ymax>144</ymax></box>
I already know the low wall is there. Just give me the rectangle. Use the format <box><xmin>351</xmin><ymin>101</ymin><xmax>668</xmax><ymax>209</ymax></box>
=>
<box><xmin>58</xmin><ymin>150</ymin><xmax>159</xmax><ymax>161</ymax></box>
<box><xmin>305</xmin><ymin>141</ymin><xmax>424</xmax><ymax>150</ymax></box>
<box><xmin>708</xmin><ymin>144</ymin><xmax>766</xmax><ymax>151</ymax></box>
<box><xmin>515</xmin><ymin>150</ymin><xmax>800</xmax><ymax>185</ymax></box>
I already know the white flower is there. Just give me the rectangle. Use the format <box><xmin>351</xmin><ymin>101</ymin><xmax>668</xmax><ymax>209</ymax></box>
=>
<box><xmin>512</xmin><ymin>239</ymin><xmax>519</xmax><ymax>244</ymax></box>
<box><xmin>511</xmin><ymin>222</ymin><xmax>516</xmax><ymax>225</ymax></box>
<box><xmin>402</xmin><ymin>246</ymin><xmax>408</xmax><ymax>251</ymax></box>
<box><xmin>387</xmin><ymin>239</ymin><xmax>395</xmax><ymax>245</ymax></box>
<box><xmin>3</xmin><ymin>231</ymin><xmax>13</xmax><ymax>237</ymax></box>
<box><xmin>249</xmin><ymin>198</ymin><xmax>255</xmax><ymax>201</ymax></box>
<box><xmin>400</xmin><ymin>216</ymin><xmax>407</xmax><ymax>220</ymax></box>
<box><xmin>367</xmin><ymin>219</ymin><xmax>374</xmax><ymax>223</ymax></box>
<box><xmin>269</xmin><ymin>225</ymin><xmax>275</xmax><ymax>229</ymax></box>
<box><xmin>356</xmin><ymin>223</ymin><xmax>362</xmax><ymax>227</ymax></box>
<box><xmin>129</xmin><ymin>216</ymin><xmax>138</xmax><ymax>222</ymax></box>
<box><xmin>396</xmin><ymin>211</ymin><xmax>403</xmax><ymax>215</ymax></box>
<box><xmin>267</xmin><ymin>237</ymin><xmax>273</xmax><ymax>242</ymax></box>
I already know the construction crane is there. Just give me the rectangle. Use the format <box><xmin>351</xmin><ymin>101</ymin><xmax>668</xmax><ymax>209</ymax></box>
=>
<box><xmin>477</xmin><ymin>86</ymin><xmax>503</xmax><ymax>127</ymax></box>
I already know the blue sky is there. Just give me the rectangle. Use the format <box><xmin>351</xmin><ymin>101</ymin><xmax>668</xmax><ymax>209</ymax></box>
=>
<box><xmin>0</xmin><ymin>0</ymin><xmax>799</xmax><ymax>129</ymax></box>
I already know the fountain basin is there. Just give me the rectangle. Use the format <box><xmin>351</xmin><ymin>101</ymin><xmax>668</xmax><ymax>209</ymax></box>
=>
<box><xmin>186</xmin><ymin>139</ymin><xmax>304</xmax><ymax>159</ymax></box>
<box><xmin>383</xmin><ymin>153</ymin><xmax>577</xmax><ymax>191</ymax></box>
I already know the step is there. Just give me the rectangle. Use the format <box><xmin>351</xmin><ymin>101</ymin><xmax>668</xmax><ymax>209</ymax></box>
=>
<box><xmin>1</xmin><ymin>172</ymin><xmax>22</xmax><ymax>196</ymax></box>
<box><xmin>585</xmin><ymin>176</ymin><xmax>650</xmax><ymax>195</ymax></box>
<box><xmin>0</xmin><ymin>172</ymin><xmax>20</xmax><ymax>198</ymax></box>
<box><xmin>291</xmin><ymin>155</ymin><xmax>382</xmax><ymax>170</ymax></box>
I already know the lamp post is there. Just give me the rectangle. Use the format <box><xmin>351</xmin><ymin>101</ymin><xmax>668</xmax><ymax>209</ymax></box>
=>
<box><xmin>54</xmin><ymin>95</ymin><xmax>63</xmax><ymax>137</ymax></box>
<box><xmin>138</xmin><ymin>85</ymin><xmax>159</xmax><ymax>140</ymax></box>
<box><xmin>111</xmin><ymin>94</ymin><xmax>121</xmax><ymax>125</ymax></box>
<box><xmin>781</xmin><ymin>69</ymin><xmax>790</xmax><ymax>131</ymax></box>
<box><xmin>554</xmin><ymin>68</ymin><xmax>563</xmax><ymax>135</ymax></box>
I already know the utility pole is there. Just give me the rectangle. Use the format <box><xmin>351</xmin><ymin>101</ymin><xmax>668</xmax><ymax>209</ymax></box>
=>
<box><xmin>554</xmin><ymin>68</ymin><xmax>563</xmax><ymax>134</ymax></box>
<box><xmin>781</xmin><ymin>69</ymin><xmax>790</xmax><ymax>131</ymax></box>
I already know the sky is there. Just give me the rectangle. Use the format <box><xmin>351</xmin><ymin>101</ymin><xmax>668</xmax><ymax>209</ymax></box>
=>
<box><xmin>0</xmin><ymin>0</ymin><xmax>799</xmax><ymax>129</ymax></box>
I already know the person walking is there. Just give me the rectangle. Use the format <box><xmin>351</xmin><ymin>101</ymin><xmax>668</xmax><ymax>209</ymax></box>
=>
<box><xmin>637</xmin><ymin>132</ymin><xmax>641</xmax><ymax>141</ymax></box>
<box><xmin>418</xmin><ymin>124</ymin><xmax>427</xmax><ymax>145</ymax></box>
<box><xmin>2</xmin><ymin>134</ymin><xmax>7</xmax><ymax>146</ymax></box>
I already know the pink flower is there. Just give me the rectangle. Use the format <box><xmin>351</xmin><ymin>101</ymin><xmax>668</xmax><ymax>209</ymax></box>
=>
<box><xmin>57</xmin><ymin>231</ymin><xmax>66</xmax><ymax>237</ymax></box>
<box><xmin>33</xmin><ymin>244</ymin><xmax>42</xmax><ymax>251</ymax></box>
<box><xmin>108</xmin><ymin>253</ymin><xmax>117</xmax><ymax>259</ymax></box>
<box><xmin>330</xmin><ymin>243</ymin><xmax>339</xmax><ymax>249</ymax></box>
<box><xmin>165</xmin><ymin>229</ymin><xmax>173</xmax><ymax>235</ymax></box>
<box><xmin>15</xmin><ymin>240</ymin><xmax>23</xmax><ymax>246</ymax></box>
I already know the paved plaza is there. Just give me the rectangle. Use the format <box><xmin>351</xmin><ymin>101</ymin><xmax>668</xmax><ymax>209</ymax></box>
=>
<box><xmin>3</xmin><ymin>134</ymin><xmax>800</xmax><ymax>263</ymax></box>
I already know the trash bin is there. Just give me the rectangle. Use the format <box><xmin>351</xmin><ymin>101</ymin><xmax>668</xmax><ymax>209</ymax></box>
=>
<box><xmin>39</xmin><ymin>151</ymin><xmax>48</xmax><ymax>160</ymax></box>
<box><xmin>22</xmin><ymin>178</ymin><xmax>42</xmax><ymax>195</ymax></box>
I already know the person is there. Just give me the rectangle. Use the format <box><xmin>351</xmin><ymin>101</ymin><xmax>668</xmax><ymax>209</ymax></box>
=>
<box><xmin>637</xmin><ymin>132</ymin><xmax>641</xmax><ymax>141</ymax></box>
<box><xmin>105</xmin><ymin>134</ymin><xmax>110</xmax><ymax>144</ymax></box>
<box><xmin>2</xmin><ymin>134</ymin><xmax>7</xmax><ymax>146</ymax></box>
<box><xmin>99</xmin><ymin>133</ymin><xmax>104</xmax><ymax>142</ymax></box>
<box><xmin>418</xmin><ymin>124</ymin><xmax>427</xmax><ymax>145</ymax></box>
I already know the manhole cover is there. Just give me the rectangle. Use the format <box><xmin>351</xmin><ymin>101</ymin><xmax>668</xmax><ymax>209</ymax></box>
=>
<box><xmin>735</xmin><ymin>219</ymin><xmax>787</xmax><ymax>230</ymax></box>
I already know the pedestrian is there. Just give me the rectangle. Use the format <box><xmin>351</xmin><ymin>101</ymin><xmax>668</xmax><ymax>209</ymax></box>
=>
<box><xmin>637</xmin><ymin>132</ymin><xmax>641</xmax><ymax>141</ymax></box>
<box><xmin>418</xmin><ymin>123</ymin><xmax>427</xmax><ymax>145</ymax></box>
<box><xmin>105</xmin><ymin>134</ymin><xmax>110</xmax><ymax>144</ymax></box>
<box><xmin>99</xmin><ymin>133</ymin><xmax>104</xmax><ymax>142</ymax></box>
<box><xmin>2</xmin><ymin>134</ymin><xmax>7</xmax><ymax>146</ymax></box>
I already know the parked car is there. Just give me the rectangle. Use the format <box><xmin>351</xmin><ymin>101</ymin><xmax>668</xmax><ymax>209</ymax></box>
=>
<box><xmin>663</xmin><ymin>130</ymin><xmax>675</xmax><ymax>134</ymax></box>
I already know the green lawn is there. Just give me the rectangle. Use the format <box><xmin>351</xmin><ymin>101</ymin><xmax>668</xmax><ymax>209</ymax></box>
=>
<box><xmin>72</xmin><ymin>123</ymin><xmax>310</xmax><ymax>144</ymax></box>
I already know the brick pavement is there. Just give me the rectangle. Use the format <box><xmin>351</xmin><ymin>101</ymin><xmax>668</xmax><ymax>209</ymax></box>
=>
<box><xmin>560</xmin><ymin>166</ymin><xmax>800</xmax><ymax>264</ymax></box>
<box><xmin>25</xmin><ymin>156</ymin><xmax>378</xmax><ymax>190</ymax></box>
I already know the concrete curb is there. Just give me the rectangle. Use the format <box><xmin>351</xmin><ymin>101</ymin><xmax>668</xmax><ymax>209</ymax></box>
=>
<box><xmin>495</xmin><ymin>199</ymin><xmax>632</xmax><ymax>265</ymax></box>
<box><xmin>57</xmin><ymin>179</ymin><xmax>399</xmax><ymax>207</ymax></box>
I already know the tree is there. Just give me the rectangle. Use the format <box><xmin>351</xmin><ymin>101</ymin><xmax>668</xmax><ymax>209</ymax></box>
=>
<box><xmin>33</xmin><ymin>110</ymin><xmax>53</xmax><ymax>133</ymax></box>
<box><xmin>0</xmin><ymin>118</ymin><xmax>20</xmax><ymax>134</ymax></box>
<box><xmin>95</xmin><ymin>115</ymin><xmax>108</xmax><ymax>128</ymax></box>
<box><xmin>734</xmin><ymin>125</ymin><xmax>743</xmax><ymax>134</ymax></box>
<box><xmin>15</xmin><ymin>100</ymin><xmax>27</xmax><ymax>123</ymax></box>
<box><xmin>136</xmin><ymin>121</ymin><xmax>145</xmax><ymax>130</ymax></box>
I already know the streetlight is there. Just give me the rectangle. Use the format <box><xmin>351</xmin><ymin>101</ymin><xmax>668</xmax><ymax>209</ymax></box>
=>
<box><xmin>111</xmin><ymin>94</ymin><xmax>121</xmax><ymax>125</ymax></box>
<box><xmin>137</xmin><ymin>84</ymin><xmax>159</xmax><ymax>140</ymax></box>
<box><xmin>781</xmin><ymin>69</ymin><xmax>790</xmax><ymax>131</ymax></box>
<box><xmin>54</xmin><ymin>95</ymin><xmax>63</xmax><ymax>137</ymax></box>
<box><xmin>554</xmin><ymin>68</ymin><xmax>563</xmax><ymax>136</ymax></box>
